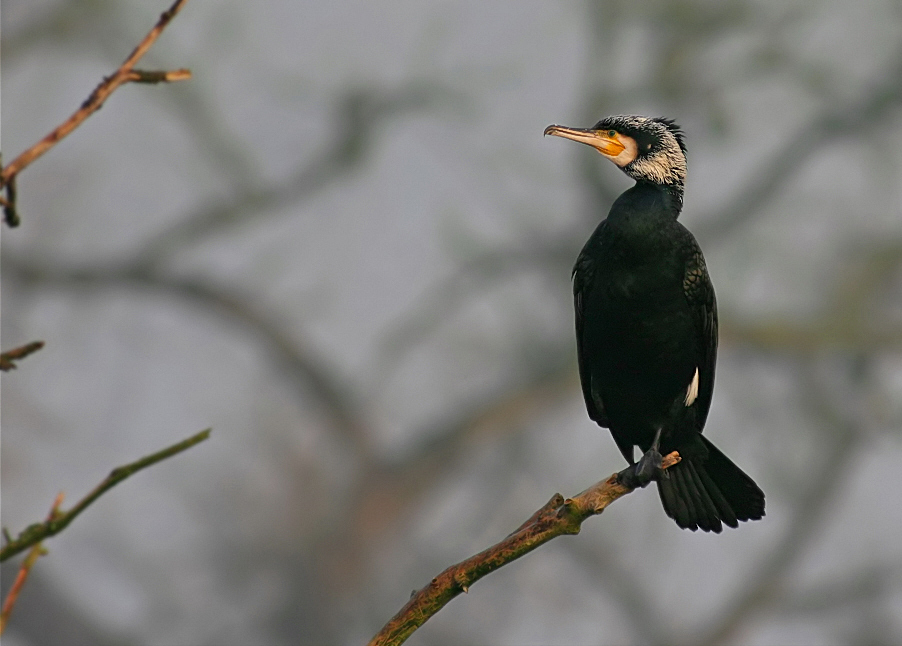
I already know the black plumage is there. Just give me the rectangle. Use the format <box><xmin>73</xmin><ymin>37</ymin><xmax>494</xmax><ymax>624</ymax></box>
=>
<box><xmin>545</xmin><ymin>115</ymin><xmax>765</xmax><ymax>532</ymax></box>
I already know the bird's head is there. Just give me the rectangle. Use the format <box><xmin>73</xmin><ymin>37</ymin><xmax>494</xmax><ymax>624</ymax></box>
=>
<box><xmin>545</xmin><ymin>115</ymin><xmax>687</xmax><ymax>188</ymax></box>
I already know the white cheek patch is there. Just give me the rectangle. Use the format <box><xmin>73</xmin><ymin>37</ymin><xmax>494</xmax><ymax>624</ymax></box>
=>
<box><xmin>609</xmin><ymin>135</ymin><xmax>638</xmax><ymax>167</ymax></box>
<box><xmin>684</xmin><ymin>367</ymin><xmax>700</xmax><ymax>406</ymax></box>
<box><xmin>625</xmin><ymin>139</ymin><xmax>687</xmax><ymax>186</ymax></box>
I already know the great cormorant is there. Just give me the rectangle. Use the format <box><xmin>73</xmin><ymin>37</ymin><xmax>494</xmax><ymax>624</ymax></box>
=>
<box><xmin>545</xmin><ymin>115</ymin><xmax>765</xmax><ymax>532</ymax></box>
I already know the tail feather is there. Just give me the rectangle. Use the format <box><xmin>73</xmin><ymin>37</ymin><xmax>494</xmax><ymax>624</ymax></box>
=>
<box><xmin>692</xmin><ymin>461</ymin><xmax>738</xmax><ymax>527</ymax></box>
<box><xmin>701</xmin><ymin>436</ymin><xmax>766</xmax><ymax>522</ymax></box>
<box><xmin>658</xmin><ymin>471</ymin><xmax>691</xmax><ymax>527</ymax></box>
<box><xmin>687</xmin><ymin>460</ymin><xmax>735</xmax><ymax>529</ymax></box>
<box><xmin>670</xmin><ymin>462</ymin><xmax>720</xmax><ymax>532</ymax></box>
<box><xmin>657</xmin><ymin>436</ymin><xmax>764</xmax><ymax>532</ymax></box>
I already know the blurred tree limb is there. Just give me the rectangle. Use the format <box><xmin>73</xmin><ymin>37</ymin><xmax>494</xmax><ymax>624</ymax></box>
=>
<box><xmin>697</xmin><ymin>359</ymin><xmax>866</xmax><ymax>645</ymax></box>
<box><xmin>563</xmin><ymin>537</ymin><xmax>670</xmax><ymax>645</ymax></box>
<box><xmin>3</xmin><ymin>256</ymin><xmax>371</xmax><ymax>461</ymax></box>
<box><xmin>2</xmin><ymin>1</ymin><xmax>122</xmax><ymax>67</ymax></box>
<box><xmin>0</xmin><ymin>429</ymin><xmax>211</xmax><ymax>563</ymax></box>
<box><xmin>0</xmin><ymin>0</ymin><xmax>192</xmax><ymax>227</ymax></box>
<box><xmin>696</xmin><ymin>47</ymin><xmax>902</xmax><ymax>242</ymax></box>
<box><xmin>0</xmin><ymin>341</ymin><xmax>45</xmax><ymax>372</ymax></box>
<box><xmin>132</xmin><ymin>80</ymin><xmax>468</xmax><ymax>267</ymax></box>
<box><xmin>367</xmin><ymin>452</ymin><xmax>680</xmax><ymax>646</ymax></box>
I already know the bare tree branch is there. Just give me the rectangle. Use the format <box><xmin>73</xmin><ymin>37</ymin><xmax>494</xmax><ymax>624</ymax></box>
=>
<box><xmin>0</xmin><ymin>0</ymin><xmax>192</xmax><ymax>226</ymax></box>
<box><xmin>367</xmin><ymin>452</ymin><xmax>681</xmax><ymax>646</ymax></box>
<box><xmin>0</xmin><ymin>429</ymin><xmax>211</xmax><ymax>562</ymax></box>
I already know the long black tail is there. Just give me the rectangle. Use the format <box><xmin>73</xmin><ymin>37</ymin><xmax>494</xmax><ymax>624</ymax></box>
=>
<box><xmin>657</xmin><ymin>436</ymin><xmax>765</xmax><ymax>533</ymax></box>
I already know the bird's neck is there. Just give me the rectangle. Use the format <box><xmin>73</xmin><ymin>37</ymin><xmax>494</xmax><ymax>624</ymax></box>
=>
<box><xmin>641</xmin><ymin>180</ymin><xmax>684</xmax><ymax>215</ymax></box>
<box><xmin>617</xmin><ymin>181</ymin><xmax>684</xmax><ymax>219</ymax></box>
<box><xmin>597</xmin><ymin>183</ymin><xmax>684</xmax><ymax>256</ymax></box>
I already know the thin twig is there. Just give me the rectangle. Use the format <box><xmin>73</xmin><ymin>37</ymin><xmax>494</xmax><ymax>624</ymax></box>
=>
<box><xmin>3</xmin><ymin>175</ymin><xmax>19</xmax><ymax>227</ymax></box>
<box><xmin>0</xmin><ymin>493</ymin><xmax>64</xmax><ymax>636</ymax></box>
<box><xmin>367</xmin><ymin>452</ymin><xmax>681</xmax><ymax>646</ymax></box>
<box><xmin>126</xmin><ymin>68</ymin><xmax>193</xmax><ymax>84</ymax></box>
<box><xmin>0</xmin><ymin>0</ymin><xmax>191</xmax><ymax>196</ymax></box>
<box><xmin>0</xmin><ymin>429</ymin><xmax>211</xmax><ymax>562</ymax></box>
<box><xmin>0</xmin><ymin>341</ymin><xmax>45</xmax><ymax>372</ymax></box>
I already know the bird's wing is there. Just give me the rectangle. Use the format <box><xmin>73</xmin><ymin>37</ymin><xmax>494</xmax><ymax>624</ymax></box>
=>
<box><xmin>682</xmin><ymin>236</ymin><xmax>718</xmax><ymax>430</ymax></box>
<box><xmin>573</xmin><ymin>252</ymin><xmax>609</xmax><ymax>427</ymax></box>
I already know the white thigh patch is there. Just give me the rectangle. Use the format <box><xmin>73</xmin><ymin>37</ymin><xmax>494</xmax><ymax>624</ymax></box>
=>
<box><xmin>684</xmin><ymin>367</ymin><xmax>700</xmax><ymax>406</ymax></box>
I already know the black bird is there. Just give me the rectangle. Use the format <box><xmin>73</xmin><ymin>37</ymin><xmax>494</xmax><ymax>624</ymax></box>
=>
<box><xmin>545</xmin><ymin>115</ymin><xmax>764</xmax><ymax>532</ymax></box>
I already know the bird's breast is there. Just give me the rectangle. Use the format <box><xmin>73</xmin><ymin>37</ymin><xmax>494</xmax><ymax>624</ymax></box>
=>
<box><xmin>580</xmin><ymin>257</ymin><xmax>697</xmax><ymax>394</ymax></box>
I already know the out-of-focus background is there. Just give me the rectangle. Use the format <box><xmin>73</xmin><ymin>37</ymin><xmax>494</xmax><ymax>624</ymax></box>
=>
<box><xmin>3</xmin><ymin>1</ymin><xmax>902</xmax><ymax>644</ymax></box>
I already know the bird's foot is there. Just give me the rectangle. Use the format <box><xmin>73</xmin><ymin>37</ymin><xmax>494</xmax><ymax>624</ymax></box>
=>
<box><xmin>617</xmin><ymin>447</ymin><xmax>665</xmax><ymax>489</ymax></box>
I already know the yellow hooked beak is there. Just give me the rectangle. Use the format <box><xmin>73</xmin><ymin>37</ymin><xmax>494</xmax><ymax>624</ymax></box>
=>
<box><xmin>544</xmin><ymin>125</ymin><xmax>626</xmax><ymax>157</ymax></box>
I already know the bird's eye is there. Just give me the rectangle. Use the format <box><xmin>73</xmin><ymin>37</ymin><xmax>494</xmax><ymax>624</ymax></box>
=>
<box><xmin>607</xmin><ymin>130</ymin><xmax>617</xmax><ymax>138</ymax></box>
